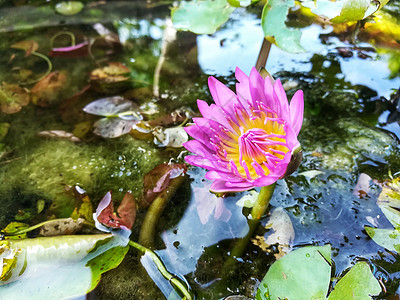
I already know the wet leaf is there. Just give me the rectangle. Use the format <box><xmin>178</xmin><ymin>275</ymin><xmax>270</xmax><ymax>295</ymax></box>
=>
<box><xmin>261</xmin><ymin>0</ymin><xmax>305</xmax><ymax>53</ymax></box>
<box><xmin>256</xmin><ymin>245</ymin><xmax>331</xmax><ymax>300</ymax></box>
<box><xmin>153</xmin><ymin>126</ymin><xmax>189</xmax><ymax>148</ymax></box>
<box><xmin>93</xmin><ymin>117</ymin><xmax>138</xmax><ymax>138</ymax></box>
<box><xmin>2</xmin><ymin>222</ymin><xmax>29</xmax><ymax>240</ymax></box>
<box><xmin>147</xmin><ymin>107</ymin><xmax>194</xmax><ymax>127</ymax></box>
<box><xmin>130</xmin><ymin>121</ymin><xmax>154</xmax><ymax>140</ymax></box>
<box><xmin>70</xmin><ymin>186</ymin><xmax>94</xmax><ymax>222</ymax></box>
<box><xmin>327</xmin><ymin>262</ymin><xmax>381</xmax><ymax>299</ymax></box>
<box><xmin>171</xmin><ymin>0</ymin><xmax>235</xmax><ymax>35</ymax></box>
<box><xmin>36</xmin><ymin>199</ymin><xmax>45</xmax><ymax>214</ymax></box>
<box><xmin>39</xmin><ymin>218</ymin><xmax>85</xmax><ymax>237</ymax></box>
<box><xmin>37</xmin><ymin>130</ymin><xmax>81</xmax><ymax>142</ymax></box>
<box><xmin>143</xmin><ymin>163</ymin><xmax>187</xmax><ymax>206</ymax></box>
<box><xmin>55</xmin><ymin>1</ymin><xmax>84</xmax><ymax>16</ymax></box>
<box><xmin>0</xmin><ymin>233</ymin><xmax>129</xmax><ymax>298</ymax></box>
<box><xmin>90</xmin><ymin>62</ymin><xmax>130</xmax><ymax>83</ymax></box>
<box><xmin>73</xmin><ymin>121</ymin><xmax>92</xmax><ymax>139</ymax></box>
<box><xmin>365</xmin><ymin>227</ymin><xmax>400</xmax><ymax>253</ymax></box>
<box><xmin>251</xmin><ymin>207</ymin><xmax>294</xmax><ymax>259</ymax></box>
<box><xmin>11</xmin><ymin>40</ymin><xmax>39</xmax><ymax>56</ymax></box>
<box><xmin>31</xmin><ymin>71</ymin><xmax>67</xmax><ymax>107</ymax></box>
<box><xmin>49</xmin><ymin>41</ymin><xmax>89</xmax><ymax>58</ymax></box>
<box><xmin>0</xmin><ymin>82</ymin><xmax>30</xmax><ymax>114</ymax></box>
<box><xmin>83</xmin><ymin>96</ymin><xmax>139</xmax><ymax>117</ymax></box>
<box><xmin>0</xmin><ymin>123</ymin><xmax>10</xmax><ymax>141</ymax></box>
<box><xmin>96</xmin><ymin>191</ymin><xmax>137</xmax><ymax>230</ymax></box>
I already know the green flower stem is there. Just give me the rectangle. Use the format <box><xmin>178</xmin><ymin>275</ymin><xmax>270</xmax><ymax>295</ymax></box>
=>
<box><xmin>250</xmin><ymin>183</ymin><xmax>276</xmax><ymax>220</ymax></box>
<box><xmin>139</xmin><ymin>175</ymin><xmax>186</xmax><ymax>248</ymax></box>
<box><xmin>50</xmin><ymin>31</ymin><xmax>76</xmax><ymax>48</ymax></box>
<box><xmin>21</xmin><ymin>51</ymin><xmax>53</xmax><ymax>85</ymax></box>
<box><xmin>222</xmin><ymin>184</ymin><xmax>276</xmax><ymax>276</ymax></box>
<box><xmin>129</xmin><ymin>240</ymin><xmax>192</xmax><ymax>299</ymax></box>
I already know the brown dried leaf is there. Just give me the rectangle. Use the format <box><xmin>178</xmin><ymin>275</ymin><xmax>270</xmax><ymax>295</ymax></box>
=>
<box><xmin>37</xmin><ymin>130</ymin><xmax>81</xmax><ymax>142</ymax></box>
<box><xmin>96</xmin><ymin>191</ymin><xmax>137</xmax><ymax>230</ymax></box>
<box><xmin>31</xmin><ymin>71</ymin><xmax>67</xmax><ymax>107</ymax></box>
<box><xmin>90</xmin><ymin>62</ymin><xmax>130</xmax><ymax>83</ymax></box>
<box><xmin>11</xmin><ymin>40</ymin><xmax>39</xmax><ymax>56</ymax></box>
<box><xmin>39</xmin><ymin>217</ymin><xmax>85</xmax><ymax>237</ymax></box>
<box><xmin>143</xmin><ymin>163</ymin><xmax>187</xmax><ymax>206</ymax></box>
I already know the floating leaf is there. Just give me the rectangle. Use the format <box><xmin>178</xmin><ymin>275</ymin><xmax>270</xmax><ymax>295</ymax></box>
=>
<box><xmin>251</xmin><ymin>207</ymin><xmax>294</xmax><ymax>259</ymax></box>
<box><xmin>327</xmin><ymin>262</ymin><xmax>381</xmax><ymax>299</ymax></box>
<box><xmin>0</xmin><ymin>82</ymin><xmax>30</xmax><ymax>114</ymax></box>
<box><xmin>302</xmin><ymin>0</ymin><xmax>389</xmax><ymax>23</ymax></box>
<box><xmin>96</xmin><ymin>191</ymin><xmax>137</xmax><ymax>230</ymax></box>
<box><xmin>70</xmin><ymin>186</ymin><xmax>94</xmax><ymax>222</ymax></box>
<box><xmin>90</xmin><ymin>62</ymin><xmax>130</xmax><ymax>83</ymax></box>
<box><xmin>36</xmin><ymin>199</ymin><xmax>46</xmax><ymax>214</ymax></box>
<box><xmin>256</xmin><ymin>245</ymin><xmax>331</xmax><ymax>300</ymax></box>
<box><xmin>39</xmin><ymin>218</ymin><xmax>85</xmax><ymax>237</ymax></box>
<box><xmin>0</xmin><ymin>233</ymin><xmax>129</xmax><ymax>298</ymax></box>
<box><xmin>153</xmin><ymin>126</ymin><xmax>189</xmax><ymax>148</ymax></box>
<box><xmin>147</xmin><ymin>107</ymin><xmax>194</xmax><ymax>127</ymax></box>
<box><xmin>261</xmin><ymin>0</ymin><xmax>305</xmax><ymax>53</ymax></box>
<box><xmin>143</xmin><ymin>163</ymin><xmax>187</xmax><ymax>206</ymax></box>
<box><xmin>171</xmin><ymin>0</ymin><xmax>235</xmax><ymax>35</ymax></box>
<box><xmin>2</xmin><ymin>222</ymin><xmax>29</xmax><ymax>240</ymax></box>
<box><xmin>31</xmin><ymin>71</ymin><xmax>67</xmax><ymax>107</ymax></box>
<box><xmin>11</xmin><ymin>40</ymin><xmax>39</xmax><ymax>56</ymax></box>
<box><xmin>49</xmin><ymin>41</ymin><xmax>89</xmax><ymax>58</ymax></box>
<box><xmin>37</xmin><ymin>130</ymin><xmax>81</xmax><ymax>142</ymax></box>
<box><xmin>365</xmin><ymin>227</ymin><xmax>400</xmax><ymax>253</ymax></box>
<box><xmin>55</xmin><ymin>1</ymin><xmax>84</xmax><ymax>16</ymax></box>
<box><xmin>83</xmin><ymin>96</ymin><xmax>139</xmax><ymax>117</ymax></box>
<box><xmin>93</xmin><ymin>117</ymin><xmax>138</xmax><ymax>138</ymax></box>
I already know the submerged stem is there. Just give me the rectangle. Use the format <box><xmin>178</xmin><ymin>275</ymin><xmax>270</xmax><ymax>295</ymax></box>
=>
<box><xmin>128</xmin><ymin>240</ymin><xmax>192</xmax><ymax>299</ymax></box>
<box><xmin>138</xmin><ymin>174</ymin><xmax>186</xmax><ymax>248</ymax></box>
<box><xmin>222</xmin><ymin>184</ymin><xmax>276</xmax><ymax>275</ymax></box>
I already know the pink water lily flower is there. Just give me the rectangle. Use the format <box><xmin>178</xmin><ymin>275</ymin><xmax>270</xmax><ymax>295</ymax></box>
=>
<box><xmin>183</xmin><ymin>67</ymin><xmax>304</xmax><ymax>192</ymax></box>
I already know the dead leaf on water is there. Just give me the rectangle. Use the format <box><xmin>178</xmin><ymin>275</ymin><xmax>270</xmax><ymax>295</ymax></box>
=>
<box><xmin>39</xmin><ymin>217</ymin><xmax>85</xmax><ymax>237</ymax></box>
<box><xmin>251</xmin><ymin>207</ymin><xmax>295</xmax><ymax>259</ymax></box>
<box><xmin>31</xmin><ymin>71</ymin><xmax>67</xmax><ymax>107</ymax></box>
<box><xmin>11</xmin><ymin>40</ymin><xmax>39</xmax><ymax>57</ymax></box>
<box><xmin>0</xmin><ymin>82</ymin><xmax>30</xmax><ymax>114</ymax></box>
<box><xmin>37</xmin><ymin>130</ymin><xmax>81</xmax><ymax>142</ymax></box>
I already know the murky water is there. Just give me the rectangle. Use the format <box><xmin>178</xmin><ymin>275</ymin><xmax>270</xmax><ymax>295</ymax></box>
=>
<box><xmin>0</xmin><ymin>1</ymin><xmax>400</xmax><ymax>299</ymax></box>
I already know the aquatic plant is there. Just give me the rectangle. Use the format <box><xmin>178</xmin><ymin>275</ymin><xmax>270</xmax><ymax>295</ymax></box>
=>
<box><xmin>183</xmin><ymin>67</ymin><xmax>304</xmax><ymax>193</ymax></box>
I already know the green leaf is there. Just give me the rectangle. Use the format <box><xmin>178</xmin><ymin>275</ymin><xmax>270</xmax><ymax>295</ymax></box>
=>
<box><xmin>0</xmin><ymin>233</ymin><xmax>129</xmax><ymax>299</ymax></box>
<box><xmin>261</xmin><ymin>0</ymin><xmax>305</xmax><ymax>53</ymax></box>
<box><xmin>256</xmin><ymin>245</ymin><xmax>331</xmax><ymax>300</ymax></box>
<box><xmin>171</xmin><ymin>0</ymin><xmax>235</xmax><ymax>35</ymax></box>
<box><xmin>327</xmin><ymin>262</ymin><xmax>381</xmax><ymax>300</ymax></box>
<box><xmin>55</xmin><ymin>1</ymin><xmax>84</xmax><ymax>16</ymax></box>
<box><xmin>365</xmin><ymin>226</ymin><xmax>400</xmax><ymax>253</ymax></box>
<box><xmin>331</xmin><ymin>0</ymin><xmax>373</xmax><ymax>23</ymax></box>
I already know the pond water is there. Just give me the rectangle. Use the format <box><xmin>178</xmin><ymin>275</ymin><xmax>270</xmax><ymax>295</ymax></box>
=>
<box><xmin>0</xmin><ymin>1</ymin><xmax>400</xmax><ymax>299</ymax></box>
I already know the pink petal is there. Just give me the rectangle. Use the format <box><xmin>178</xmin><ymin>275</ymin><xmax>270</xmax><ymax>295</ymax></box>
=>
<box><xmin>183</xmin><ymin>140</ymin><xmax>215</xmax><ymax>158</ymax></box>
<box><xmin>208</xmin><ymin>76</ymin><xmax>237</xmax><ymax>112</ymax></box>
<box><xmin>185</xmin><ymin>155</ymin><xmax>223</xmax><ymax>170</ymax></box>
<box><xmin>185</xmin><ymin>124</ymin><xmax>214</xmax><ymax>147</ymax></box>
<box><xmin>197</xmin><ymin>100</ymin><xmax>235</xmax><ymax>132</ymax></box>
<box><xmin>289</xmin><ymin>90</ymin><xmax>304</xmax><ymax>135</ymax></box>
<box><xmin>210</xmin><ymin>179</ymin><xmax>255</xmax><ymax>192</ymax></box>
<box><xmin>249</xmin><ymin>67</ymin><xmax>267</xmax><ymax>108</ymax></box>
<box><xmin>235</xmin><ymin>67</ymin><xmax>252</xmax><ymax>108</ymax></box>
<box><xmin>205</xmin><ymin>170</ymin><xmax>244</xmax><ymax>182</ymax></box>
<box><xmin>273</xmin><ymin>79</ymin><xmax>290</xmax><ymax>118</ymax></box>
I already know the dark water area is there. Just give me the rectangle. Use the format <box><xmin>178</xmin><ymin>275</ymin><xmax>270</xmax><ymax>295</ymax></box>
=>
<box><xmin>0</xmin><ymin>1</ymin><xmax>400</xmax><ymax>299</ymax></box>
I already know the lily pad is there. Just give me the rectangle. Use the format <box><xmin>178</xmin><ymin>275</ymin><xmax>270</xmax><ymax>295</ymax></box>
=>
<box><xmin>256</xmin><ymin>245</ymin><xmax>331</xmax><ymax>300</ymax></box>
<box><xmin>327</xmin><ymin>262</ymin><xmax>381</xmax><ymax>300</ymax></box>
<box><xmin>261</xmin><ymin>0</ymin><xmax>305</xmax><ymax>53</ymax></box>
<box><xmin>0</xmin><ymin>233</ymin><xmax>129</xmax><ymax>299</ymax></box>
<box><xmin>171</xmin><ymin>0</ymin><xmax>235</xmax><ymax>35</ymax></box>
<box><xmin>365</xmin><ymin>227</ymin><xmax>400</xmax><ymax>253</ymax></box>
